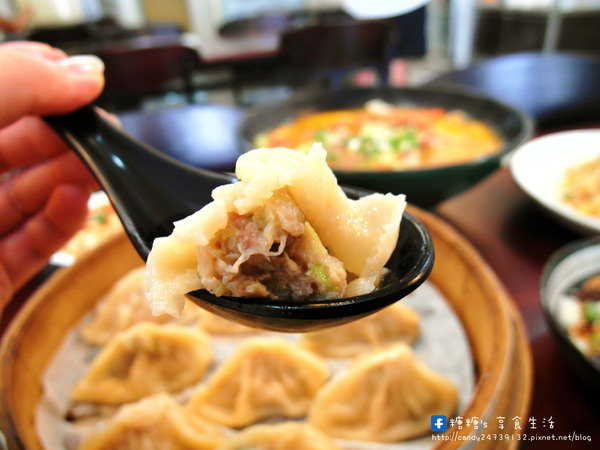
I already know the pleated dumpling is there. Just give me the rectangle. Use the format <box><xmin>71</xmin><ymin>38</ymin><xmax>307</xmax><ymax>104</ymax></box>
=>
<box><xmin>145</xmin><ymin>145</ymin><xmax>405</xmax><ymax>317</ymax></box>
<box><xmin>308</xmin><ymin>343</ymin><xmax>458</xmax><ymax>442</ymax></box>
<box><xmin>80</xmin><ymin>393</ymin><xmax>224</xmax><ymax>450</ymax></box>
<box><xmin>72</xmin><ymin>323</ymin><xmax>212</xmax><ymax>405</ymax></box>
<box><xmin>81</xmin><ymin>267</ymin><xmax>201</xmax><ymax>345</ymax></box>
<box><xmin>300</xmin><ymin>303</ymin><xmax>420</xmax><ymax>357</ymax></box>
<box><xmin>217</xmin><ymin>422</ymin><xmax>340</xmax><ymax>450</ymax></box>
<box><xmin>80</xmin><ymin>267</ymin><xmax>170</xmax><ymax>345</ymax></box>
<box><xmin>188</xmin><ymin>337</ymin><xmax>329</xmax><ymax>428</ymax></box>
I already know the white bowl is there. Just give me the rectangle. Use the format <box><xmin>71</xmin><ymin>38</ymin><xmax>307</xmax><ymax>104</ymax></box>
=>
<box><xmin>509</xmin><ymin>129</ymin><xmax>600</xmax><ymax>235</ymax></box>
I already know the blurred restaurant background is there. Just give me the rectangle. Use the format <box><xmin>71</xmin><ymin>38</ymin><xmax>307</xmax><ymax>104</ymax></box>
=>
<box><xmin>1</xmin><ymin>0</ymin><xmax>600</xmax><ymax>448</ymax></box>
<box><xmin>2</xmin><ymin>0</ymin><xmax>600</xmax><ymax>111</ymax></box>
<box><xmin>2</xmin><ymin>0</ymin><xmax>600</xmax><ymax>170</ymax></box>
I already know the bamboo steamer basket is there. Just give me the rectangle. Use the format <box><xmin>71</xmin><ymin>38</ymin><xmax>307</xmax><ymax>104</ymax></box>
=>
<box><xmin>0</xmin><ymin>206</ymin><xmax>531</xmax><ymax>449</ymax></box>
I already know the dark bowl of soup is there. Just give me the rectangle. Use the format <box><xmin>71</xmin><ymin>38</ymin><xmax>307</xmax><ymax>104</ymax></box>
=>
<box><xmin>540</xmin><ymin>237</ymin><xmax>600</xmax><ymax>396</ymax></box>
<box><xmin>239</xmin><ymin>86</ymin><xmax>533</xmax><ymax>208</ymax></box>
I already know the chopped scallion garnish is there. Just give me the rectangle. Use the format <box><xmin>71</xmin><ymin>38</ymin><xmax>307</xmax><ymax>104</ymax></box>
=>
<box><xmin>92</xmin><ymin>211</ymin><xmax>107</xmax><ymax>224</ymax></box>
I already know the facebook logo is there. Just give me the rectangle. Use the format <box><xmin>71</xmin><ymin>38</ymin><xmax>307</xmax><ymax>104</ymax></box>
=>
<box><xmin>431</xmin><ymin>415</ymin><xmax>447</xmax><ymax>432</ymax></box>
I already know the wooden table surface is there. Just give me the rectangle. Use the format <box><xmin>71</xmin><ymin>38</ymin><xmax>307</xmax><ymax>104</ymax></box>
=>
<box><xmin>427</xmin><ymin>52</ymin><xmax>600</xmax><ymax>447</ymax></box>
<box><xmin>425</xmin><ymin>52</ymin><xmax>600</xmax><ymax>132</ymax></box>
<box><xmin>118</xmin><ymin>105</ymin><xmax>244</xmax><ymax>172</ymax></box>
<box><xmin>435</xmin><ymin>167</ymin><xmax>600</xmax><ymax>447</ymax></box>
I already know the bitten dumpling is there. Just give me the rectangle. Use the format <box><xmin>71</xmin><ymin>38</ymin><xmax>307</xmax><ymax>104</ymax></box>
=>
<box><xmin>72</xmin><ymin>323</ymin><xmax>212</xmax><ymax>405</ymax></box>
<box><xmin>188</xmin><ymin>337</ymin><xmax>329</xmax><ymax>428</ymax></box>
<box><xmin>217</xmin><ymin>422</ymin><xmax>341</xmax><ymax>450</ymax></box>
<box><xmin>146</xmin><ymin>145</ymin><xmax>405</xmax><ymax>317</ymax></box>
<box><xmin>80</xmin><ymin>393</ymin><xmax>224</xmax><ymax>450</ymax></box>
<box><xmin>300</xmin><ymin>303</ymin><xmax>420</xmax><ymax>357</ymax></box>
<box><xmin>308</xmin><ymin>343</ymin><xmax>458</xmax><ymax>442</ymax></box>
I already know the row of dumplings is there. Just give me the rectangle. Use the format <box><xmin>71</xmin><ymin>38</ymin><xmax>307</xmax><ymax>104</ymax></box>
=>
<box><xmin>57</xmin><ymin>267</ymin><xmax>459</xmax><ymax>448</ymax></box>
<box><xmin>82</xmin><ymin>395</ymin><xmax>340</xmax><ymax>450</ymax></box>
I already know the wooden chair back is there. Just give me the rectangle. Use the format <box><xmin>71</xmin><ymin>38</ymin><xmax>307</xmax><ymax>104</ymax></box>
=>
<box><xmin>279</xmin><ymin>19</ymin><xmax>394</xmax><ymax>87</ymax></box>
<box><xmin>94</xmin><ymin>44</ymin><xmax>200</xmax><ymax>109</ymax></box>
<box><xmin>96</xmin><ymin>45</ymin><xmax>198</xmax><ymax>93</ymax></box>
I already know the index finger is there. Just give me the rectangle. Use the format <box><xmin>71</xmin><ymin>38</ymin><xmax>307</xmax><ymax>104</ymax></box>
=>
<box><xmin>0</xmin><ymin>41</ymin><xmax>66</xmax><ymax>60</ymax></box>
<box><xmin>0</xmin><ymin>44</ymin><xmax>105</xmax><ymax>129</ymax></box>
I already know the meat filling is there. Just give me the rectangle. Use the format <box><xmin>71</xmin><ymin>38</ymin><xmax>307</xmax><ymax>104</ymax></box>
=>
<box><xmin>197</xmin><ymin>190</ymin><xmax>347</xmax><ymax>300</ymax></box>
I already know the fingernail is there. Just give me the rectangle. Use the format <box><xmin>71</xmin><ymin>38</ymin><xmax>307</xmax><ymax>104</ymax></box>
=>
<box><xmin>58</xmin><ymin>55</ymin><xmax>104</xmax><ymax>74</ymax></box>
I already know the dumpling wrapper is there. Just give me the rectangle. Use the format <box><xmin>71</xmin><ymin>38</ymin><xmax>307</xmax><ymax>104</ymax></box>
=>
<box><xmin>216</xmin><ymin>422</ymin><xmax>340</xmax><ymax>450</ymax></box>
<box><xmin>308</xmin><ymin>343</ymin><xmax>458</xmax><ymax>442</ymax></box>
<box><xmin>300</xmin><ymin>302</ymin><xmax>420</xmax><ymax>357</ymax></box>
<box><xmin>188</xmin><ymin>337</ymin><xmax>329</xmax><ymax>428</ymax></box>
<box><xmin>80</xmin><ymin>393</ymin><xmax>224</xmax><ymax>450</ymax></box>
<box><xmin>146</xmin><ymin>145</ymin><xmax>405</xmax><ymax>317</ymax></box>
<box><xmin>72</xmin><ymin>323</ymin><xmax>212</xmax><ymax>405</ymax></box>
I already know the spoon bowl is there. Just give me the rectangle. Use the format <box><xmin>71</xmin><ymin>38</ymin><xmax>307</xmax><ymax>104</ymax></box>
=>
<box><xmin>45</xmin><ymin>106</ymin><xmax>434</xmax><ymax>332</ymax></box>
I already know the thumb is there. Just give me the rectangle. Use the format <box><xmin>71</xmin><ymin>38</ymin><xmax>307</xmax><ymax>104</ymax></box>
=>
<box><xmin>0</xmin><ymin>45</ymin><xmax>105</xmax><ymax>128</ymax></box>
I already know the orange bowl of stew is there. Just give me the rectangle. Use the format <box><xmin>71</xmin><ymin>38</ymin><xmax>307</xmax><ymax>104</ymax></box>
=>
<box><xmin>240</xmin><ymin>87</ymin><xmax>533</xmax><ymax>207</ymax></box>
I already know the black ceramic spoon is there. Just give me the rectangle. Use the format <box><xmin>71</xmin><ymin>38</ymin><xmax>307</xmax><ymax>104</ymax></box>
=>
<box><xmin>44</xmin><ymin>106</ymin><xmax>434</xmax><ymax>332</ymax></box>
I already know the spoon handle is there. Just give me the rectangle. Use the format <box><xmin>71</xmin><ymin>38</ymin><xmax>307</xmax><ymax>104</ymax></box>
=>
<box><xmin>44</xmin><ymin>106</ymin><xmax>235</xmax><ymax>260</ymax></box>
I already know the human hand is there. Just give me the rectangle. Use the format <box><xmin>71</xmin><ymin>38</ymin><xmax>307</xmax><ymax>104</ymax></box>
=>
<box><xmin>0</xmin><ymin>41</ymin><xmax>105</xmax><ymax>311</ymax></box>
